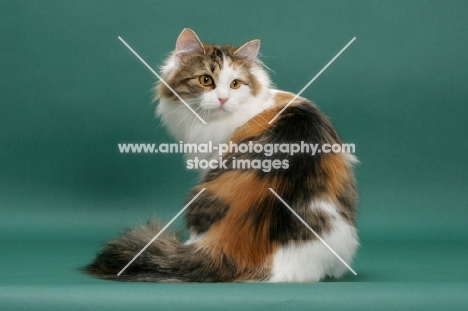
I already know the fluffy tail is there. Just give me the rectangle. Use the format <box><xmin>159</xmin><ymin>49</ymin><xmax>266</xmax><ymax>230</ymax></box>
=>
<box><xmin>83</xmin><ymin>220</ymin><xmax>237</xmax><ymax>282</ymax></box>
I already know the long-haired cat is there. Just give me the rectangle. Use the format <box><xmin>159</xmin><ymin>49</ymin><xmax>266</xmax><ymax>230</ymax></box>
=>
<box><xmin>85</xmin><ymin>28</ymin><xmax>358</xmax><ymax>282</ymax></box>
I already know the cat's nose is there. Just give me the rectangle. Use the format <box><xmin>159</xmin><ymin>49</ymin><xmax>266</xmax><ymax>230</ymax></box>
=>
<box><xmin>218</xmin><ymin>98</ymin><xmax>228</xmax><ymax>105</ymax></box>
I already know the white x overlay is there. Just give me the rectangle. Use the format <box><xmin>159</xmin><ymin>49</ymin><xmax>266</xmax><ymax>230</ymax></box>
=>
<box><xmin>116</xmin><ymin>35</ymin><xmax>357</xmax><ymax>277</ymax></box>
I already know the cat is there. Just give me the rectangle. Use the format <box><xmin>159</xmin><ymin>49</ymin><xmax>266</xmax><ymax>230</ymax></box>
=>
<box><xmin>84</xmin><ymin>28</ymin><xmax>359</xmax><ymax>282</ymax></box>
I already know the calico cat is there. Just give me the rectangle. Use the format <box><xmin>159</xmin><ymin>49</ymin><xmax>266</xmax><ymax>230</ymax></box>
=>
<box><xmin>85</xmin><ymin>29</ymin><xmax>358</xmax><ymax>282</ymax></box>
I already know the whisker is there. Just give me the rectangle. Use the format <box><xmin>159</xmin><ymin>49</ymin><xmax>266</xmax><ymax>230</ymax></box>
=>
<box><xmin>160</xmin><ymin>100</ymin><xmax>200</xmax><ymax>118</ymax></box>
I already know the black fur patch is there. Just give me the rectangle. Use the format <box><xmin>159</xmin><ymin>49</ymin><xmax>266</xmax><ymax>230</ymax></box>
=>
<box><xmin>245</xmin><ymin>195</ymin><xmax>331</xmax><ymax>243</ymax></box>
<box><xmin>208</xmin><ymin>47</ymin><xmax>224</xmax><ymax>70</ymax></box>
<box><xmin>185</xmin><ymin>190</ymin><xmax>230</xmax><ymax>234</ymax></box>
<box><xmin>336</xmin><ymin>182</ymin><xmax>358</xmax><ymax>224</ymax></box>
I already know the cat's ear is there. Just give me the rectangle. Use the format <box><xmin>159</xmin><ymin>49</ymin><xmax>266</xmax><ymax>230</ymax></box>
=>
<box><xmin>175</xmin><ymin>28</ymin><xmax>205</xmax><ymax>63</ymax></box>
<box><xmin>234</xmin><ymin>39</ymin><xmax>260</xmax><ymax>60</ymax></box>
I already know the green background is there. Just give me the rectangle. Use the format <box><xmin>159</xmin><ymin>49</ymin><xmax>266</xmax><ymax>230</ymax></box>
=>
<box><xmin>1</xmin><ymin>0</ymin><xmax>467</xmax><ymax>309</ymax></box>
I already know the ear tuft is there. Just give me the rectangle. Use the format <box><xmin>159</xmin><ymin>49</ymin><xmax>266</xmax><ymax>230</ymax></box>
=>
<box><xmin>175</xmin><ymin>28</ymin><xmax>205</xmax><ymax>63</ymax></box>
<box><xmin>234</xmin><ymin>39</ymin><xmax>261</xmax><ymax>60</ymax></box>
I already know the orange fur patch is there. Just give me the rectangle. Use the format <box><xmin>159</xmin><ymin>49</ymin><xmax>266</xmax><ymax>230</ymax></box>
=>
<box><xmin>197</xmin><ymin>171</ymin><xmax>280</xmax><ymax>274</ymax></box>
<box><xmin>321</xmin><ymin>153</ymin><xmax>352</xmax><ymax>201</ymax></box>
<box><xmin>230</xmin><ymin>106</ymin><xmax>280</xmax><ymax>143</ymax></box>
<box><xmin>273</xmin><ymin>91</ymin><xmax>304</xmax><ymax>105</ymax></box>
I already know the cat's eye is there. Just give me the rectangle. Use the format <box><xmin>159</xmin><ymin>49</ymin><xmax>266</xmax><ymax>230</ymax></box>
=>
<box><xmin>199</xmin><ymin>75</ymin><xmax>214</xmax><ymax>87</ymax></box>
<box><xmin>230</xmin><ymin>79</ymin><xmax>241</xmax><ymax>89</ymax></box>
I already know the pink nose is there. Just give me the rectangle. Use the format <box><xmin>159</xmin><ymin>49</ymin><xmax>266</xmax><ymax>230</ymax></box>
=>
<box><xmin>218</xmin><ymin>98</ymin><xmax>228</xmax><ymax>105</ymax></box>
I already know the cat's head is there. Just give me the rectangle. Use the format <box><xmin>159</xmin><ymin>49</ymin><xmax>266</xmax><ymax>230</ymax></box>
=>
<box><xmin>157</xmin><ymin>29</ymin><xmax>272</xmax><ymax>129</ymax></box>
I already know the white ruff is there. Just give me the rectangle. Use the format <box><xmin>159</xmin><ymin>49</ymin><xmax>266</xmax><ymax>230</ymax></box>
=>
<box><xmin>269</xmin><ymin>199</ymin><xmax>359</xmax><ymax>282</ymax></box>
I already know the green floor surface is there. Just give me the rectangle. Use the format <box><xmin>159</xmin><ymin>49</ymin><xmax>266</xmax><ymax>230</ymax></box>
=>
<box><xmin>1</xmin><ymin>240</ymin><xmax>467</xmax><ymax>310</ymax></box>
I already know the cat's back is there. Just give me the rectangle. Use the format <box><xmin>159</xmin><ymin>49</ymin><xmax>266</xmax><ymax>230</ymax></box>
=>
<box><xmin>186</xmin><ymin>90</ymin><xmax>358</xmax><ymax>282</ymax></box>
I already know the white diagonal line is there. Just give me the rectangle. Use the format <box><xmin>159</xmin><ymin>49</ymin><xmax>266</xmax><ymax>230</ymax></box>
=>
<box><xmin>268</xmin><ymin>188</ymin><xmax>357</xmax><ymax>276</ymax></box>
<box><xmin>117</xmin><ymin>187</ymin><xmax>206</xmax><ymax>276</ymax></box>
<box><xmin>268</xmin><ymin>37</ymin><xmax>356</xmax><ymax>124</ymax></box>
<box><xmin>118</xmin><ymin>36</ymin><xmax>207</xmax><ymax>125</ymax></box>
